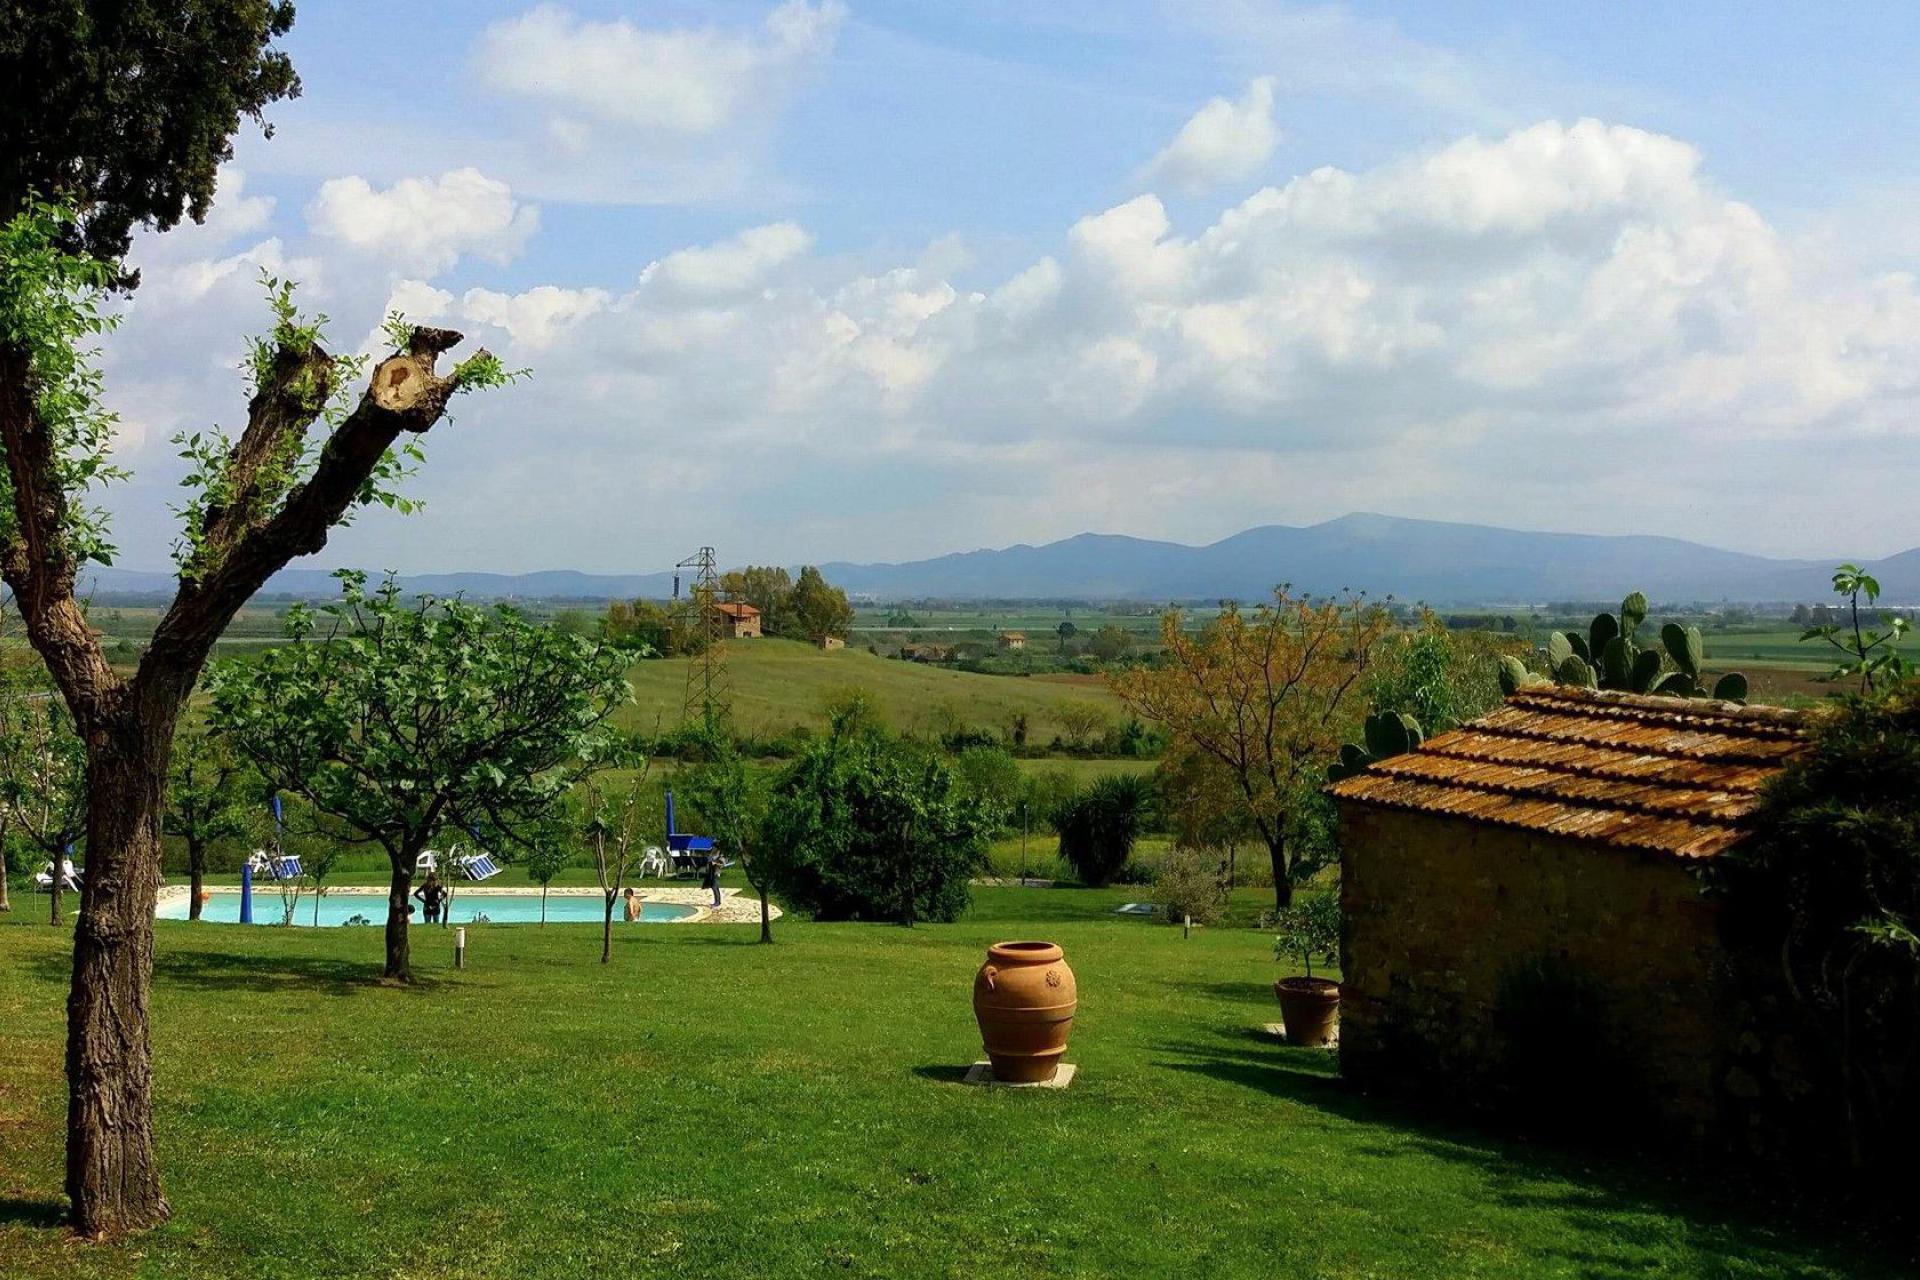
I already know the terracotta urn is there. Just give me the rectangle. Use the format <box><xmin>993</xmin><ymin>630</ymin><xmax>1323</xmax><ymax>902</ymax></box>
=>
<box><xmin>1273</xmin><ymin>976</ymin><xmax>1340</xmax><ymax>1047</ymax></box>
<box><xmin>972</xmin><ymin>941</ymin><xmax>1077</xmax><ymax>1083</ymax></box>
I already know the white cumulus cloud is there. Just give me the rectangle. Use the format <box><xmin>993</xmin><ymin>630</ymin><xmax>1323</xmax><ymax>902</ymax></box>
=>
<box><xmin>639</xmin><ymin>222</ymin><xmax>813</xmax><ymax>298</ymax></box>
<box><xmin>307</xmin><ymin>169</ymin><xmax>539</xmax><ymax>275</ymax></box>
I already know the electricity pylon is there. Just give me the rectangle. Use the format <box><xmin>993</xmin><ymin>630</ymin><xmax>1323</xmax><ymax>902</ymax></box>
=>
<box><xmin>675</xmin><ymin>546</ymin><xmax>730</xmax><ymax>728</ymax></box>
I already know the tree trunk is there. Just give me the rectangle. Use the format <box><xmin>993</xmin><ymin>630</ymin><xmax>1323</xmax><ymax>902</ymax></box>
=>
<box><xmin>384</xmin><ymin>860</ymin><xmax>413</xmax><ymax>982</ymax></box>
<box><xmin>1269</xmin><ymin>836</ymin><xmax>1292</xmax><ymax>912</ymax></box>
<box><xmin>186</xmin><ymin>839</ymin><xmax>205</xmax><ymax>921</ymax></box>
<box><xmin>50</xmin><ymin>868</ymin><xmax>62</xmax><ymax>925</ymax></box>
<box><xmin>65</xmin><ymin>715</ymin><xmax>172</xmax><ymax>1237</ymax></box>
<box><xmin>540</xmin><ymin>883</ymin><xmax>548</xmax><ymax>925</ymax></box>
<box><xmin>744</xmin><ymin>853</ymin><xmax>772</xmax><ymax>944</ymax></box>
<box><xmin>601</xmin><ymin>894</ymin><xmax>614</xmax><ymax>963</ymax></box>
<box><xmin>1</xmin><ymin>839</ymin><xmax>10</xmax><ymax>912</ymax></box>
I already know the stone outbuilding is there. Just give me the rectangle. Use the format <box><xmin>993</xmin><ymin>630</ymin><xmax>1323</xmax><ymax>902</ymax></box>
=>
<box><xmin>1329</xmin><ymin>686</ymin><xmax>1808</xmax><ymax>1145</ymax></box>
<box><xmin>715</xmin><ymin>601</ymin><xmax>762</xmax><ymax>639</ymax></box>
<box><xmin>998</xmin><ymin>631</ymin><xmax>1027</xmax><ymax>650</ymax></box>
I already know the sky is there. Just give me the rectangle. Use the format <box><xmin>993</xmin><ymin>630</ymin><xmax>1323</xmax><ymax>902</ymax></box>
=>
<box><xmin>98</xmin><ymin>1</ymin><xmax>1920</xmax><ymax>574</ymax></box>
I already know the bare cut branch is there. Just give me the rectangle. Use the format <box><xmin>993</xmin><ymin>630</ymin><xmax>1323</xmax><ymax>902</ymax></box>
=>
<box><xmin>139</xmin><ymin>331</ymin><xmax>486</xmax><ymax>699</ymax></box>
<box><xmin>195</xmin><ymin>338</ymin><xmax>337</xmax><ymax>557</ymax></box>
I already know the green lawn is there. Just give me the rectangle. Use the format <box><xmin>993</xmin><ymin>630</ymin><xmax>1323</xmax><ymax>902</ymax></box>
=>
<box><xmin>619</xmin><ymin>637</ymin><xmax>1127</xmax><ymax>740</ymax></box>
<box><xmin>0</xmin><ymin>892</ymin><xmax>1899</xmax><ymax>1278</ymax></box>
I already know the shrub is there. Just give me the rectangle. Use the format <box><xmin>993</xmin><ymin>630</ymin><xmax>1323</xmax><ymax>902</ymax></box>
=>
<box><xmin>1151</xmin><ymin>847</ymin><xmax>1228</xmax><ymax>926</ymax></box>
<box><xmin>760</xmin><ymin>727</ymin><xmax>997</xmax><ymax>923</ymax></box>
<box><xmin>1721</xmin><ymin>683</ymin><xmax>1920</xmax><ymax>1173</ymax></box>
<box><xmin>1053</xmin><ymin>774</ymin><xmax>1154</xmax><ymax>887</ymax></box>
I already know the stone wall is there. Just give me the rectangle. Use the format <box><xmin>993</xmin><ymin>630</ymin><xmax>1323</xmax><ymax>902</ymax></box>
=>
<box><xmin>1338</xmin><ymin>803</ymin><xmax>1729</xmax><ymax>1140</ymax></box>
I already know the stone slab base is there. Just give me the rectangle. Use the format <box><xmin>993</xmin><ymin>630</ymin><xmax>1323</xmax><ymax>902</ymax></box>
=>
<box><xmin>962</xmin><ymin>1061</ymin><xmax>1077</xmax><ymax>1089</ymax></box>
<box><xmin>1264</xmin><ymin>1021</ymin><xmax>1340</xmax><ymax>1047</ymax></box>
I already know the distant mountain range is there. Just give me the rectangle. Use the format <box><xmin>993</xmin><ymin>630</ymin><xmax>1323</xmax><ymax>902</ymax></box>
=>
<box><xmin>80</xmin><ymin>513</ymin><xmax>1920</xmax><ymax>606</ymax></box>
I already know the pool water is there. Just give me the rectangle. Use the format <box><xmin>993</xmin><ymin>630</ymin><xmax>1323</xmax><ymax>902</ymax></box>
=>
<box><xmin>157</xmin><ymin>891</ymin><xmax>698</xmax><ymax>927</ymax></box>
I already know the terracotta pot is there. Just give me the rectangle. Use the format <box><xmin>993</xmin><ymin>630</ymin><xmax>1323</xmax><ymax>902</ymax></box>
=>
<box><xmin>973</xmin><ymin>941</ymin><xmax>1077</xmax><ymax>1083</ymax></box>
<box><xmin>1273</xmin><ymin>976</ymin><xmax>1340</xmax><ymax>1047</ymax></box>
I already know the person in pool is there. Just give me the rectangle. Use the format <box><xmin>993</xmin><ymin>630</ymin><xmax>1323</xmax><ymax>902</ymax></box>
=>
<box><xmin>622</xmin><ymin>886</ymin><xmax>645</xmax><ymax>922</ymax></box>
<box><xmin>413</xmin><ymin>872</ymin><xmax>447</xmax><ymax>925</ymax></box>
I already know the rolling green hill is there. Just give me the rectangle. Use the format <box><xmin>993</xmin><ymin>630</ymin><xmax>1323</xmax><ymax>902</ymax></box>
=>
<box><xmin>618</xmin><ymin>637</ymin><xmax>1126</xmax><ymax>740</ymax></box>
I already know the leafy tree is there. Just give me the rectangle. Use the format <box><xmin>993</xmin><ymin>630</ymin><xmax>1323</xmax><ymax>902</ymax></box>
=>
<box><xmin>208</xmin><ymin>573</ymin><xmax>632</xmax><ymax>981</ymax></box>
<box><xmin>1112</xmin><ymin>589</ymin><xmax>1391</xmax><ymax>909</ymax></box>
<box><xmin>1724</xmin><ymin>683</ymin><xmax>1920</xmax><ymax>1173</ymax></box>
<box><xmin>0</xmin><ymin>683</ymin><xmax>87</xmax><ymax>924</ymax></box>
<box><xmin>762</xmin><ymin>725</ymin><xmax>996</xmax><ymax>924</ymax></box>
<box><xmin>679</xmin><ymin>736</ymin><xmax>774</xmax><ymax>942</ymax></box>
<box><xmin>1053</xmin><ymin>773</ymin><xmax>1154</xmax><ymax>887</ymax></box>
<box><xmin>789</xmin><ymin>565</ymin><xmax>854</xmax><ymax>642</ymax></box>
<box><xmin>953</xmin><ymin>745</ymin><xmax>1023</xmax><ymax>831</ymax></box>
<box><xmin>163</xmin><ymin>730</ymin><xmax>251</xmax><ymax>921</ymax></box>
<box><xmin>1057</xmin><ymin>620</ymin><xmax>1077</xmax><ymax>653</ymax></box>
<box><xmin>1054</xmin><ymin>702</ymin><xmax>1111</xmax><ymax>752</ymax></box>
<box><xmin>1158</xmin><ymin>744</ymin><xmax>1257</xmax><ymax>887</ymax></box>
<box><xmin>1801</xmin><ymin>564</ymin><xmax>1912</xmax><ymax>694</ymax></box>
<box><xmin>1087</xmin><ymin>624</ymin><xmax>1133</xmax><ymax>662</ymax></box>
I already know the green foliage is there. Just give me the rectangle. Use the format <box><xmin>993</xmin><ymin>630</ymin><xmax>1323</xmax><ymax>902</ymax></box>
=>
<box><xmin>1086</xmin><ymin>624</ymin><xmax>1133</xmax><ymax>662</ymax></box>
<box><xmin>0</xmin><ymin>203</ymin><xmax>130</xmax><ymax>567</ymax></box>
<box><xmin>207</xmin><ymin>571</ymin><xmax>635</xmax><ymax>872</ymax></box>
<box><xmin>789</xmin><ymin>565</ymin><xmax>855</xmax><ymax>642</ymax></box>
<box><xmin>1053</xmin><ymin>773</ymin><xmax>1155</xmax><ymax>887</ymax></box>
<box><xmin>1800</xmin><ymin>563</ymin><xmax>1912</xmax><ymax>693</ymax></box>
<box><xmin>1271</xmin><ymin>891</ymin><xmax>1340</xmax><ymax>977</ymax></box>
<box><xmin>759</xmin><ymin>723</ymin><xmax>996</xmax><ymax>923</ymax></box>
<box><xmin>1723</xmin><ymin>682</ymin><xmax>1920</xmax><ymax>1171</ymax></box>
<box><xmin>163</xmin><ymin>729</ymin><xmax>253</xmax><ymax>876</ymax></box>
<box><xmin>0</xmin><ymin>671</ymin><xmax>88</xmax><ymax>859</ymax></box>
<box><xmin>0</xmin><ymin>0</ymin><xmax>299</xmax><ymax>265</ymax></box>
<box><xmin>952</xmin><ymin>745</ymin><xmax>1023</xmax><ymax>832</ymax></box>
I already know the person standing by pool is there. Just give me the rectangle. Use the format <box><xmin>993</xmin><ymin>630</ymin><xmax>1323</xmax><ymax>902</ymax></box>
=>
<box><xmin>702</xmin><ymin>853</ymin><xmax>723</xmax><ymax>908</ymax></box>
<box><xmin>414</xmin><ymin>872</ymin><xmax>447</xmax><ymax>925</ymax></box>
<box><xmin>622</xmin><ymin>886</ymin><xmax>645</xmax><ymax>922</ymax></box>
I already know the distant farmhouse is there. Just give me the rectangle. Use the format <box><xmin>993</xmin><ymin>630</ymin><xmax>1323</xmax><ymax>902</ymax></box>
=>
<box><xmin>715</xmin><ymin>602</ymin><xmax>762</xmax><ymax>639</ymax></box>
<box><xmin>1330</xmin><ymin>686</ymin><xmax>1810</xmax><ymax>1151</ymax></box>
<box><xmin>997</xmin><ymin>631</ymin><xmax>1027</xmax><ymax>651</ymax></box>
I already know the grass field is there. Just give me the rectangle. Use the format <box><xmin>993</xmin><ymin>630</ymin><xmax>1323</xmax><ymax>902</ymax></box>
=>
<box><xmin>1</xmin><ymin>894</ymin><xmax>1906</xmax><ymax>1279</ymax></box>
<box><xmin>619</xmin><ymin>637</ymin><xmax>1128</xmax><ymax>740</ymax></box>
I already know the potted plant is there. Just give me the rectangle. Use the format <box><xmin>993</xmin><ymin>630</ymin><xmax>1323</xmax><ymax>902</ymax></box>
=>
<box><xmin>1272</xmin><ymin>891</ymin><xmax>1341</xmax><ymax>1046</ymax></box>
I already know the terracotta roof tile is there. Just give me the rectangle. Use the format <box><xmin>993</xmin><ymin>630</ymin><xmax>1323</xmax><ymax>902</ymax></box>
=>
<box><xmin>1328</xmin><ymin>686</ymin><xmax>1808</xmax><ymax>858</ymax></box>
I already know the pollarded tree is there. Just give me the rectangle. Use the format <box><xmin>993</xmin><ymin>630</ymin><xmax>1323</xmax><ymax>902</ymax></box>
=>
<box><xmin>162</xmin><ymin>729</ymin><xmax>252</xmax><ymax>921</ymax></box>
<box><xmin>2</xmin><ymin>216</ymin><xmax>506</xmax><ymax>1235</ymax></box>
<box><xmin>207</xmin><ymin>573</ymin><xmax>634</xmax><ymax>981</ymax></box>
<box><xmin>1112</xmin><ymin>589</ymin><xmax>1391</xmax><ymax>910</ymax></box>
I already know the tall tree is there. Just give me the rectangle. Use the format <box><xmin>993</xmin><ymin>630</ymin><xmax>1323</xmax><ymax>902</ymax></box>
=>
<box><xmin>719</xmin><ymin>565</ymin><xmax>794</xmax><ymax>636</ymax></box>
<box><xmin>1112</xmin><ymin>590</ymin><xmax>1390</xmax><ymax>909</ymax></box>
<box><xmin>789</xmin><ymin>565</ymin><xmax>853</xmax><ymax>642</ymax></box>
<box><xmin>162</xmin><ymin>730</ymin><xmax>251</xmax><ymax>920</ymax></box>
<box><xmin>208</xmin><ymin>574</ymin><xmax>633</xmax><ymax>980</ymax></box>
<box><xmin>0</xmin><ymin>8</ymin><xmax>510</xmax><ymax>1233</ymax></box>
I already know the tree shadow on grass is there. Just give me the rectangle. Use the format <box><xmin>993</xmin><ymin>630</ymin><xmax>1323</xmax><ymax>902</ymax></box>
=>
<box><xmin>0</xmin><ymin>1195</ymin><xmax>66</xmax><ymax>1231</ymax></box>
<box><xmin>909</xmin><ymin>1065</ymin><xmax>975</xmax><ymax>1085</ymax></box>
<box><xmin>27</xmin><ymin>947</ymin><xmax>441</xmax><ymax>997</ymax></box>
<box><xmin>1153</xmin><ymin>1024</ymin><xmax>1911</xmax><ymax>1279</ymax></box>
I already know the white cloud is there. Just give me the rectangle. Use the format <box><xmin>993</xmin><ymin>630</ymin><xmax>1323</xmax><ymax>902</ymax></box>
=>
<box><xmin>475</xmin><ymin>1</ymin><xmax>846</xmax><ymax>134</ymax></box>
<box><xmin>306</xmin><ymin>169</ymin><xmax>539</xmax><ymax>275</ymax></box>
<box><xmin>1143</xmin><ymin>78</ymin><xmax>1281</xmax><ymax>193</ymax></box>
<box><xmin>639</xmin><ymin>222</ymin><xmax>813</xmax><ymax>298</ymax></box>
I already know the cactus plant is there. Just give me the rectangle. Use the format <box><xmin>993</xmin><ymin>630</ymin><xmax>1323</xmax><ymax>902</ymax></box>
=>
<box><xmin>1327</xmin><ymin>711</ymin><xmax>1424</xmax><ymax>782</ymax></box>
<box><xmin>1527</xmin><ymin>593</ymin><xmax>1748</xmax><ymax>704</ymax></box>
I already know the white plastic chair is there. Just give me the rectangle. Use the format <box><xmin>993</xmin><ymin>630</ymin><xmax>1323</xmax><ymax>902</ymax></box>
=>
<box><xmin>415</xmin><ymin>850</ymin><xmax>439</xmax><ymax>875</ymax></box>
<box><xmin>639</xmin><ymin>846</ymin><xmax>668</xmax><ymax>879</ymax></box>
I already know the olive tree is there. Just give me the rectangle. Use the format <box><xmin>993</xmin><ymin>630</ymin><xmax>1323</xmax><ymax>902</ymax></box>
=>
<box><xmin>208</xmin><ymin>574</ymin><xmax>633</xmax><ymax>980</ymax></box>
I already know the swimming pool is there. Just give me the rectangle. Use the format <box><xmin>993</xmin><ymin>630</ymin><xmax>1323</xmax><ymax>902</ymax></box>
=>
<box><xmin>156</xmin><ymin>890</ymin><xmax>698</xmax><ymax>927</ymax></box>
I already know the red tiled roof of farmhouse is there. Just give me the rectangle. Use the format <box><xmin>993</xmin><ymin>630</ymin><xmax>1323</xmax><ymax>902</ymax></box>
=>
<box><xmin>1328</xmin><ymin>686</ymin><xmax>1810</xmax><ymax>859</ymax></box>
<box><xmin>714</xmin><ymin>602</ymin><xmax>760</xmax><ymax>618</ymax></box>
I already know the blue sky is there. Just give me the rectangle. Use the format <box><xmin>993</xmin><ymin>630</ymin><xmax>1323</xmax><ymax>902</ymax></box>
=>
<box><xmin>99</xmin><ymin>2</ymin><xmax>1920</xmax><ymax>573</ymax></box>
